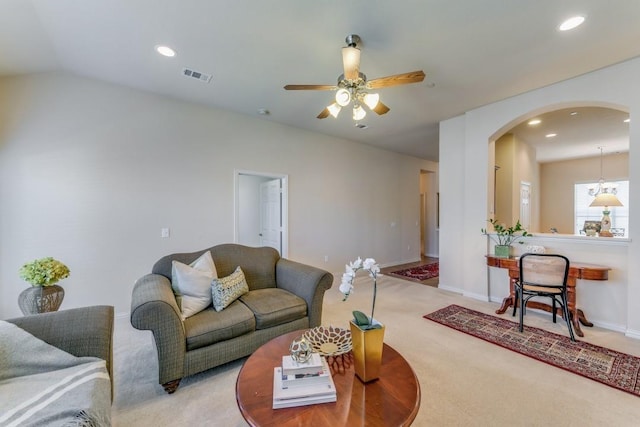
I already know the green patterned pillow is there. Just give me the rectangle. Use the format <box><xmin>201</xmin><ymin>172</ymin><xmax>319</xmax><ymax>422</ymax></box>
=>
<box><xmin>211</xmin><ymin>266</ymin><xmax>249</xmax><ymax>311</ymax></box>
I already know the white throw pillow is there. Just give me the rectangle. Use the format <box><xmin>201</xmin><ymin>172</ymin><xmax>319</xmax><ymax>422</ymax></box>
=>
<box><xmin>171</xmin><ymin>251</ymin><xmax>217</xmax><ymax>319</ymax></box>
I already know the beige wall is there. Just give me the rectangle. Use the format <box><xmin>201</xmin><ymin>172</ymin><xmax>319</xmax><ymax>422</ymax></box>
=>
<box><xmin>494</xmin><ymin>133</ymin><xmax>538</xmax><ymax>231</ymax></box>
<box><xmin>494</xmin><ymin>134</ymin><xmax>514</xmax><ymax>223</ymax></box>
<box><xmin>0</xmin><ymin>72</ymin><xmax>437</xmax><ymax>317</ymax></box>
<box><xmin>540</xmin><ymin>153</ymin><xmax>628</xmax><ymax>233</ymax></box>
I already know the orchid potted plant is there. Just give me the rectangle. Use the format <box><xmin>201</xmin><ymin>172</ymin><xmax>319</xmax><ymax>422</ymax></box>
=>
<box><xmin>340</xmin><ymin>256</ymin><xmax>385</xmax><ymax>382</ymax></box>
<box><xmin>339</xmin><ymin>257</ymin><xmax>382</xmax><ymax>330</ymax></box>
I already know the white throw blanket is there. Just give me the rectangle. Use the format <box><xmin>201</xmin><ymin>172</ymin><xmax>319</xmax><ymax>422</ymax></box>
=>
<box><xmin>0</xmin><ymin>320</ymin><xmax>111</xmax><ymax>427</ymax></box>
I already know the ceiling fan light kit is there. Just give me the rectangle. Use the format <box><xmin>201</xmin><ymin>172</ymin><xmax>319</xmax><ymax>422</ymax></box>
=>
<box><xmin>327</xmin><ymin>103</ymin><xmax>341</xmax><ymax>118</ymax></box>
<box><xmin>335</xmin><ymin>88</ymin><xmax>352</xmax><ymax>106</ymax></box>
<box><xmin>284</xmin><ymin>34</ymin><xmax>425</xmax><ymax>123</ymax></box>
<box><xmin>352</xmin><ymin>104</ymin><xmax>366</xmax><ymax>121</ymax></box>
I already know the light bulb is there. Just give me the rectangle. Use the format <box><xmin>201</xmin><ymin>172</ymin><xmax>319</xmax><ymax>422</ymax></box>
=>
<box><xmin>363</xmin><ymin>93</ymin><xmax>380</xmax><ymax>110</ymax></box>
<box><xmin>327</xmin><ymin>103</ymin><xmax>341</xmax><ymax>118</ymax></box>
<box><xmin>335</xmin><ymin>88</ymin><xmax>351</xmax><ymax>107</ymax></box>
<box><xmin>352</xmin><ymin>105</ymin><xmax>366</xmax><ymax>121</ymax></box>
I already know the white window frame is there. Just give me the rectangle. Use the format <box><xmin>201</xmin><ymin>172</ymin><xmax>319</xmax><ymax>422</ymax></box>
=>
<box><xmin>574</xmin><ymin>180</ymin><xmax>629</xmax><ymax>236</ymax></box>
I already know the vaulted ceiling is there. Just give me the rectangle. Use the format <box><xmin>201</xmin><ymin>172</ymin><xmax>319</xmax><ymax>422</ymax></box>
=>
<box><xmin>2</xmin><ymin>1</ymin><xmax>639</xmax><ymax>161</ymax></box>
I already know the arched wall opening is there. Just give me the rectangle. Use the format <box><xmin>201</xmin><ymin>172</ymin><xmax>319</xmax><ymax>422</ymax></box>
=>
<box><xmin>486</xmin><ymin>101</ymin><xmax>630</xmax><ymax>235</ymax></box>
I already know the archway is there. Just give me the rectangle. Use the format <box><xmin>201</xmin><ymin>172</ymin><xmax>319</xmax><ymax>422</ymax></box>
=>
<box><xmin>487</xmin><ymin>104</ymin><xmax>630</xmax><ymax>235</ymax></box>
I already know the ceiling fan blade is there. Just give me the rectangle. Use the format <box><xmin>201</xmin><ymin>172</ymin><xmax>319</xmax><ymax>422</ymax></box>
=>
<box><xmin>317</xmin><ymin>108</ymin><xmax>330</xmax><ymax>119</ymax></box>
<box><xmin>283</xmin><ymin>84</ymin><xmax>337</xmax><ymax>91</ymax></box>
<box><xmin>342</xmin><ymin>46</ymin><xmax>361</xmax><ymax>81</ymax></box>
<box><xmin>367</xmin><ymin>70</ymin><xmax>426</xmax><ymax>89</ymax></box>
<box><xmin>372</xmin><ymin>100</ymin><xmax>390</xmax><ymax>115</ymax></box>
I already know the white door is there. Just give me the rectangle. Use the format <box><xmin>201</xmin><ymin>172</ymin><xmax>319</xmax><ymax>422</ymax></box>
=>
<box><xmin>259</xmin><ymin>179</ymin><xmax>282</xmax><ymax>253</ymax></box>
<box><xmin>520</xmin><ymin>181</ymin><xmax>531</xmax><ymax>230</ymax></box>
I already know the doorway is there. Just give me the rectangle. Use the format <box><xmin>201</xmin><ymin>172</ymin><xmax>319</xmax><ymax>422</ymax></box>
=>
<box><xmin>234</xmin><ymin>170</ymin><xmax>288</xmax><ymax>257</ymax></box>
<box><xmin>420</xmin><ymin>170</ymin><xmax>439</xmax><ymax>258</ymax></box>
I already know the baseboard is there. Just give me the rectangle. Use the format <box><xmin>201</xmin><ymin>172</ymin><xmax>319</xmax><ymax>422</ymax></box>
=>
<box><xmin>437</xmin><ymin>284</ymin><xmax>463</xmax><ymax>295</ymax></box>
<box><xmin>379</xmin><ymin>258</ymin><xmax>422</xmax><ymax>269</ymax></box>
<box><xmin>625</xmin><ymin>328</ymin><xmax>640</xmax><ymax>340</ymax></box>
<box><xmin>587</xmin><ymin>319</ymin><xmax>627</xmax><ymax>334</ymax></box>
<box><xmin>462</xmin><ymin>291</ymin><xmax>491</xmax><ymax>302</ymax></box>
<box><xmin>115</xmin><ymin>311</ymin><xmax>130</xmax><ymax>321</ymax></box>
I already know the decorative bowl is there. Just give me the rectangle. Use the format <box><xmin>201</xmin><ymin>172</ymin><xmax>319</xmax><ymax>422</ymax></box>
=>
<box><xmin>303</xmin><ymin>325</ymin><xmax>352</xmax><ymax>356</ymax></box>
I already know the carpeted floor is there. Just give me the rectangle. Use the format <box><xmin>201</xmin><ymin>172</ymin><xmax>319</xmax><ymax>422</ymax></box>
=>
<box><xmin>111</xmin><ymin>275</ymin><xmax>640</xmax><ymax>426</ymax></box>
<box><xmin>389</xmin><ymin>262</ymin><xmax>439</xmax><ymax>281</ymax></box>
<box><xmin>424</xmin><ymin>304</ymin><xmax>640</xmax><ymax>397</ymax></box>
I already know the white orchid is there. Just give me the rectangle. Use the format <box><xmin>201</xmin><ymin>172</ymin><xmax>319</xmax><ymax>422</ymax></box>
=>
<box><xmin>340</xmin><ymin>257</ymin><xmax>382</xmax><ymax>329</ymax></box>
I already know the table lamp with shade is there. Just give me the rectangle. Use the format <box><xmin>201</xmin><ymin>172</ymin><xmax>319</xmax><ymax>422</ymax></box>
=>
<box><xmin>589</xmin><ymin>192</ymin><xmax>623</xmax><ymax>237</ymax></box>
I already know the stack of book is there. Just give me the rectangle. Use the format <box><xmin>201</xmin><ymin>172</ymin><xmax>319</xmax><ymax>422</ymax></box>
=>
<box><xmin>272</xmin><ymin>352</ymin><xmax>336</xmax><ymax>409</ymax></box>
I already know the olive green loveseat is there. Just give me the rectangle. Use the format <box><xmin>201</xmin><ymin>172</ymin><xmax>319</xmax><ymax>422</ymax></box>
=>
<box><xmin>130</xmin><ymin>244</ymin><xmax>333</xmax><ymax>393</ymax></box>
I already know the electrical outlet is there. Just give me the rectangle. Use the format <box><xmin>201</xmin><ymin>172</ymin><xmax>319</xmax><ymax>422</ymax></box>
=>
<box><xmin>161</xmin><ymin>228</ymin><xmax>170</xmax><ymax>238</ymax></box>
<box><xmin>324</xmin><ymin>255</ymin><xmax>329</xmax><ymax>262</ymax></box>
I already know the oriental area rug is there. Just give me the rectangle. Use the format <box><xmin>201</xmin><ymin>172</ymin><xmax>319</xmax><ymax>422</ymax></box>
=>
<box><xmin>390</xmin><ymin>262</ymin><xmax>439</xmax><ymax>281</ymax></box>
<box><xmin>424</xmin><ymin>304</ymin><xmax>640</xmax><ymax>397</ymax></box>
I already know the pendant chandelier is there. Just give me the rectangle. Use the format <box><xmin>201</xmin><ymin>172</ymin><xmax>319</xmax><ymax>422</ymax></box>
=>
<box><xmin>588</xmin><ymin>147</ymin><xmax>622</xmax><ymax>202</ymax></box>
<box><xmin>588</xmin><ymin>147</ymin><xmax>622</xmax><ymax>238</ymax></box>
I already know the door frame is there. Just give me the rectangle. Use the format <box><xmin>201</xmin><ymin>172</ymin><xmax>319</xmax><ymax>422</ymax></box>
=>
<box><xmin>234</xmin><ymin>169</ymin><xmax>289</xmax><ymax>258</ymax></box>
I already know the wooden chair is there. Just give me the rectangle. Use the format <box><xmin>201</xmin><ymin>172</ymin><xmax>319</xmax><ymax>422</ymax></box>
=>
<box><xmin>512</xmin><ymin>253</ymin><xmax>575</xmax><ymax>341</ymax></box>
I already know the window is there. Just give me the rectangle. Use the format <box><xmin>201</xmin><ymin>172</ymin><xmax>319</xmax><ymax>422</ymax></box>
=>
<box><xmin>574</xmin><ymin>181</ymin><xmax>629</xmax><ymax>236</ymax></box>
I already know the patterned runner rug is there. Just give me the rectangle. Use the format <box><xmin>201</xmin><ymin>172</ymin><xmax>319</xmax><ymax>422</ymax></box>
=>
<box><xmin>424</xmin><ymin>304</ymin><xmax>640</xmax><ymax>397</ymax></box>
<box><xmin>390</xmin><ymin>262</ymin><xmax>438</xmax><ymax>281</ymax></box>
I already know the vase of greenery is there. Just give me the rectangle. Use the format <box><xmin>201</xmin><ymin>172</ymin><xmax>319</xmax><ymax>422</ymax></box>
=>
<box><xmin>481</xmin><ymin>219</ymin><xmax>532</xmax><ymax>257</ymax></box>
<box><xmin>18</xmin><ymin>257</ymin><xmax>70</xmax><ymax>315</ymax></box>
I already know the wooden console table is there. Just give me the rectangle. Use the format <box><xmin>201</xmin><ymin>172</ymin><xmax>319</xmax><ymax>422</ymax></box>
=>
<box><xmin>487</xmin><ymin>255</ymin><xmax>610</xmax><ymax>337</ymax></box>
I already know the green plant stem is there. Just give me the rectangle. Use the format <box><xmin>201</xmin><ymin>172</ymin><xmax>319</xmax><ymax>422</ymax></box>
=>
<box><xmin>370</xmin><ymin>279</ymin><xmax>377</xmax><ymax>326</ymax></box>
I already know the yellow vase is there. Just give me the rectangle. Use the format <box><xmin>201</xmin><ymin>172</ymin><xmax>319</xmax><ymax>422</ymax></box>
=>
<box><xmin>349</xmin><ymin>320</ymin><xmax>385</xmax><ymax>382</ymax></box>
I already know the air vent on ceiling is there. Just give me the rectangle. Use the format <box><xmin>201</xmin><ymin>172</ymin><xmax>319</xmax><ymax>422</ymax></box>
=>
<box><xmin>182</xmin><ymin>68</ymin><xmax>212</xmax><ymax>83</ymax></box>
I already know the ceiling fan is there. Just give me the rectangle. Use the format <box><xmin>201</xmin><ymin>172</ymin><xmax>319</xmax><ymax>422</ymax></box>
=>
<box><xmin>284</xmin><ymin>34</ymin><xmax>425</xmax><ymax>121</ymax></box>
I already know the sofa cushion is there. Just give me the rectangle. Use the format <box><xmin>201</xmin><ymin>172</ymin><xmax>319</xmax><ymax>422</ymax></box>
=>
<box><xmin>211</xmin><ymin>266</ymin><xmax>249</xmax><ymax>311</ymax></box>
<box><xmin>210</xmin><ymin>244</ymin><xmax>279</xmax><ymax>291</ymax></box>
<box><xmin>239</xmin><ymin>288</ymin><xmax>307</xmax><ymax>330</ymax></box>
<box><xmin>171</xmin><ymin>251</ymin><xmax>217</xmax><ymax>320</ymax></box>
<box><xmin>183</xmin><ymin>300</ymin><xmax>256</xmax><ymax>351</ymax></box>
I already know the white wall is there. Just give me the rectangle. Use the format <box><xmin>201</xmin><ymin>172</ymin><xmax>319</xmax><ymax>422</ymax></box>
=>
<box><xmin>439</xmin><ymin>56</ymin><xmax>640</xmax><ymax>337</ymax></box>
<box><xmin>0</xmin><ymin>72</ymin><xmax>437</xmax><ymax>318</ymax></box>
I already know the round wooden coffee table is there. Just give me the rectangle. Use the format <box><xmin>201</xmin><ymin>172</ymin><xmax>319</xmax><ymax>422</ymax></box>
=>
<box><xmin>236</xmin><ymin>329</ymin><xmax>420</xmax><ymax>426</ymax></box>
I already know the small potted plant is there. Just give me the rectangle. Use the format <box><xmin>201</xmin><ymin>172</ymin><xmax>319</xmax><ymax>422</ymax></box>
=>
<box><xmin>18</xmin><ymin>257</ymin><xmax>70</xmax><ymax>315</ymax></box>
<box><xmin>481</xmin><ymin>219</ymin><xmax>532</xmax><ymax>257</ymax></box>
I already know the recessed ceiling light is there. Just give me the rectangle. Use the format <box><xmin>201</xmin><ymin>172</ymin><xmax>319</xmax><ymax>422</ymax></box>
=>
<box><xmin>528</xmin><ymin>119</ymin><xmax>541</xmax><ymax>125</ymax></box>
<box><xmin>155</xmin><ymin>45</ymin><xmax>176</xmax><ymax>57</ymax></box>
<box><xmin>546</xmin><ymin>133</ymin><xmax>557</xmax><ymax>138</ymax></box>
<box><xmin>624</xmin><ymin>118</ymin><xmax>630</xmax><ymax>123</ymax></box>
<box><xmin>559</xmin><ymin>16</ymin><xmax>585</xmax><ymax>31</ymax></box>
